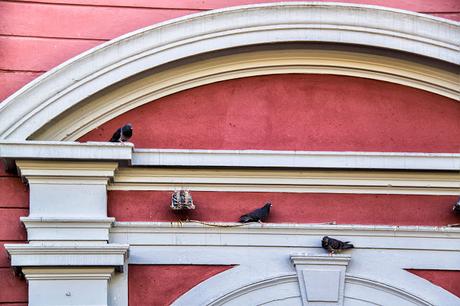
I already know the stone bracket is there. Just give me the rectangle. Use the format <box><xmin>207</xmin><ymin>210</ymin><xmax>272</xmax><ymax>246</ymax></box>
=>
<box><xmin>291</xmin><ymin>254</ymin><xmax>351</xmax><ymax>306</ymax></box>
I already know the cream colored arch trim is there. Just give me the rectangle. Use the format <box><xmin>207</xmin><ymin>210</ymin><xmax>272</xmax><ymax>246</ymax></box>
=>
<box><xmin>0</xmin><ymin>2</ymin><xmax>458</xmax><ymax>140</ymax></box>
<box><xmin>33</xmin><ymin>49</ymin><xmax>460</xmax><ymax>141</ymax></box>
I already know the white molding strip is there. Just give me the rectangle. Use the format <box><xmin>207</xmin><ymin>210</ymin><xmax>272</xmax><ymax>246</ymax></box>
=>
<box><xmin>5</xmin><ymin>244</ymin><xmax>129</xmax><ymax>268</ymax></box>
<box><xmin>130</xmin><ymin>149</ymin><xmax>460</xmax><ymax>170</ymax></box>
<box><xmin>0</xmin><ymin>2</ymin><xmax>458</xmax><ymax>140</ymax></box>
<box><xmin>21</xmin><ymin>217</ymin><xmax>115</xmax><ymax>242</ymax></box>
<box><xmin>0</xmin><ymin>140</ymin><xmax>133</xmax><ymax>160</ymax></box>
<box><xmin>111</xmin><ymin>166</ymin><xmax>460</xmax><ymax>195</ymax></box>
<box><xmin>22</xmin><ymin>267</ymin><xmax>116</xmax><ymax>281</ymax></box>
<box><xmin>110</xmin><ymin>222</ymin><xmax>460</xmax><ymax>251</ymax></box>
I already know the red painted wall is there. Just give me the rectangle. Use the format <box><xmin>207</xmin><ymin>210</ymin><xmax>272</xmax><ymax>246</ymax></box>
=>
<box><xmin>0</xmin><ymin>163</ymin><xmax>28</xmax><ymax>304</ymax></box>
<box><xmin>1</xmin><ymin>0</ymin><xmax>459</xmax><ymax>102</ymax></box>
<box><xmin>109</xmin><ymin>191</ymin><xmax>460</xmax><ymax>226</ymax></box>
<box><xmin>128</xmin><ymin>265</ymin><xmax>232</xmax><ymax>305</ymax></box>
<box><xmin>407</xmin><ymin>270</ymin><xmax>460</xmax><ymax>297</ymax></box>
<box><xmin>81</xmin><ymin>74</ymin><xmax>460</xmax><ymax>153</ymax></box>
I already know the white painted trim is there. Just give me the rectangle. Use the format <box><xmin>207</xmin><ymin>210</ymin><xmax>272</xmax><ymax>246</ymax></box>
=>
<box><xmin>110</xmin><ymin>166</ymin><xmax>460</xmax><ymax>195</ymax></box>
<box><xmin>21</xmin><ymin>217</ymin><xmax>115</xmax><ymax>242</ymax></box>
<box><xmin>130</xmin><ymin>149</ymin><xmax>460</xmax><ymax>170</ymax></box>
<box><xmin>0</xmin><ymin>140</ymin><xmax>133</xmax><ymax>160</ymax></box>
<box><xmin>3</xmin><ymin>141</ymin><xmax>460</xmax><ymax>172</ymax></box>
<box><xmin>0</xmin><ymin>2</ymin><xmax>458</xmax><ymax>140</ymax></box>
<box><xmin>5</xmin><ymin>244</ymin><xmax>129</xmax><ymax>268</ymax></box>
<box><xmin>345</xmin><ymin>275</ymin><xmax>433</xmax><ymax>306</ymax></box>
<box><xmin>291</xmin><ymin>254</ymin><xmax>351</xmax><ymax>267</ymax></box>
<box><xmin>110</xmin><ymin>222</ymin><xmax>460</xmax><ymax>251</ymax></box>
<box><xmin>16</xmin><ymin>160</ymin><xmax>119</xmax><ymax>183</ymax></box>
<box><xmin>22</xmin><ymin>267</ymin><xmax>115</xmax><ymax>281</ymax></box>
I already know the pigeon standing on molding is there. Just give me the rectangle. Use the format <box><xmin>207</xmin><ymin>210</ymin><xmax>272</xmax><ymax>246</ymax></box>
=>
<box><xmin>322</xmin><ymin>236</ymin><xmax>354</xmax><ymax>254</ymax></box>
<box><xmin>109</xmin><ymin>123</ymin><xmax>133</xmax><ymax>142</ymax></box>
<box><xmin>453</xmin><ymin>198</ymin><xmax>460</xmax><ymax>215</ymax></box>
<box><xmin>239</xmin><ymin>202</ymin><xmax>272</xmax><ymax>223</ymax></box>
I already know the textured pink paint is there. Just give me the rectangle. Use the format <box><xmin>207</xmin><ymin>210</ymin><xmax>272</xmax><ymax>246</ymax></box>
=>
<box><xmin>0</xmin><ymin>178</ymin><xmax>29</xmax><ymax>208</ymax></box>
<box><xmin>0</xmin><ymin>71</ymin><xmax>43</xmax><ymax>102</ymax></box>
<box><xmin>81</xmin><ymin>75</ymin><xmax>460</xmax><ymax>153</ymax></box>
<box><xmin>0</xmin><ymin>209</ymin><xmax>28</xmax><ymax>241</ymax></box>
<box><xmin>7</xmin><ymin>0</ymin><xmax>460</xmax><ymax>14</ymax></box>
<box><xmin>0</xmin><ymin>268</ymin><xmax>28</xmax><ymax>304</ymax></box>
<box><xmin>408</xmin><ymin>270</ymin><xmax>460</xmax><ymax>297</ymax></box>
<box><xmin>109</xmin><ymin>191</ymin><xmax>460</xmax><ymax>226</ymax></box>
<box><xmin>0</xmin><ymin>36</ymin><xmax>102</xmax><ymax>72</ymax></box>
<box><xmin>0</xmin><ymin>2</ymin><xmax>199</xmax><ymax>40</ymax></box>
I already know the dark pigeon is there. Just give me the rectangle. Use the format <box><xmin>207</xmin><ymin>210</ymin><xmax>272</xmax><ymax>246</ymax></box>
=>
<box><xmin>239</xmin><ymin>202</ymin><xmax>272</xmax><ymax>223</ymax></box>
<box><xmin>453</xmin><ymin>198</ymin><xmax>460</xmax><ymax>215</ymax></box>
<box><xmin>322</xmin><ymin>236</ymin><xmax>354</xmax><ymax>254</ymax></box>
<box><xmin>109</xmin><ymin>123</ymin><xmax>133</xmax><ymax>142</ymax></box>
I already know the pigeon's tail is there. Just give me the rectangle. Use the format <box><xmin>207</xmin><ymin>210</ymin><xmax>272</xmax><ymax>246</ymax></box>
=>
<box><xmin>239</xmin><ymin>215</ymin><xmax>253</xmax><ymax>223</ymax></box>
<box><xmin>343</xmin><ymin>242</ymin><xmax>354</xmax><ymax>249</ymax></box>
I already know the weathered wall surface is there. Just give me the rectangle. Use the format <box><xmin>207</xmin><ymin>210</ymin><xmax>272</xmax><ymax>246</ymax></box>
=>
<box><xmin>80</xmin><ymin>74</ymin><xmax>460</xmax><ymax>152</ymax></box>
<box><xmin>1</xmin><ymin>0</ymin><xmax>459</xmax><ymax>102</ymax></box>
<box><xmin>0</xmin><ymin>163</ymin><xmax>28</xmax><ymax>305</ymax></box>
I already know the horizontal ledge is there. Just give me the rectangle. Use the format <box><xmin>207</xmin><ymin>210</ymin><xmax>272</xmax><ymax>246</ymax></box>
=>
<box><xmin>111</xmin><ymin>222</ymin><xmax>460</xmax><ymax>237</ymax></box>
<box><xmin>2</xmin><ymin>141</ymin><xmax>460</xmax><ymax>171</ymax></box>
<box><xmin>110</xmin><ymin>167</ymin><xmax>460</xmax><ymax>195</ymax></box>
<box><xmin>5</xmin><ymin>243</ymin><xmax>130</xmax><ymax>254</ymax></box>
<box><xmin>0</xmin><ymin>140</ymin><xmax>133</xmax><ymax>160</ymax></box>
<box><xmin>111</xmin><ymin>222</ymin><xmax>460</xmax><ymax>251</ymax></box>
<box><xmin>132</xmin><ymin>149</ymin><xmax>460</xmax><ymax>170</ymax></box>
<box><xmin>21</xmin><ymin>217</ymin><xmax>116</xmax><ymax>223</ymax></box>
<box><xmin>5</xmin><ymin>243</ymin><xmax>130</xmax><ymax>269</ymax></box>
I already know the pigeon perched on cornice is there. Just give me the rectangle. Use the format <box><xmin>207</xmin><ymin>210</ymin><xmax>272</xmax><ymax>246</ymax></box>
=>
<box><xmin>239</xmin><ymin>202</ymin><xmax>272</xmax><ymax>223</ymax></box>
<box><xmin>453</xmin><ymin>198</ymin><xmax>460</xmax><ymax>215</ymax></box>
<box><xmin>321</xmin><ymin>236</ymin><xmax>354</xmax><ymax>254</ymax></box>
<box><xmin>109</xmin><ymin>123</ymin><xmax>133</xmax><ymax>142</ymax></box>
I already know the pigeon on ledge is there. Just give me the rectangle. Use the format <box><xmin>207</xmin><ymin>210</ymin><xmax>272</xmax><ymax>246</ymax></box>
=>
<box><xmin>109</xmin><ymin>123</ymin><xmax>133</xmax><ymax>142</ymax></box>
<box><xmin>322</xmin><ymin>236</ymin><xmax>354</xmax><ymax>254</ymax></box>
<box><xmin>453</xmin><ymin>198</ymin><xmax>460</xmax><ymax>215</ymax></box>
<box><xmin>239</xmin><ymin>202</ymin><xmax>272</xmax><ymax>223</ymax></box>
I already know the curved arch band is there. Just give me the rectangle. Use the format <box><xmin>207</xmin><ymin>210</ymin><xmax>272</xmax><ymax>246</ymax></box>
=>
<box><xmin>0</xmin><ymin>2</ymin><xmax>458</xmax><ymax>140</ymax></box>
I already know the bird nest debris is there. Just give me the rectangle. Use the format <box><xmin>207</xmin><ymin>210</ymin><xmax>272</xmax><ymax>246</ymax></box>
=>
<box><xmin>170</xmin><ymin>190</ymin><xmax>195</xmax><ymax>210</ymax></box>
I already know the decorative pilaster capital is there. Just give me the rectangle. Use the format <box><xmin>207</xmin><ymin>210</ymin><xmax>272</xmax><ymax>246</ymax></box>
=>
<box><xmin>5</xmin><ymin>243</ymin><xmax>129</xmax><ymax>272</ymax></box>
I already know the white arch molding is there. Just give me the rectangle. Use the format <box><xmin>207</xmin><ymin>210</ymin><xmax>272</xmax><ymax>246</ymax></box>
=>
<box><xmin>0</xmin><ymin>2</ymin><xmax>458</xmax><ymax>140</ymax></box>
<box><xmin>172</xmin><ymin>274</ymin><xmax>434</xmax><ymax>306</ymax></box>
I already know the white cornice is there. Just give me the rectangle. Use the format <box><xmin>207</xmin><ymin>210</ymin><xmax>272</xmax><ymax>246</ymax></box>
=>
<box><xmin>111</xmin><ymin>222</ymin><xmax>460</xmax><ymax>251</ymax></box>
<box><xmin>5</xmin><ymin>244</ymin><xmax>129</xmax><ymax>268</ymax></box>
<box><xmin>0</xmin><ymin>2</ymin><xmax>457</xmax><ymax>140</ymax></box>
<box><xmin>16</xmin><ymin>160</ymin><xmax>119</xmax><ymax>183</ymax></box>
<box><xmin>21</xmin><ymin>217</ymin><xmax>115</xmax><ymax>242</ymax></box>
<box><xmin>0</xmin><ymin>140</ymin><xmax>133</xmax><ymax>160</ymax></box>
<box><xmin>22</xmin><ymin>267</ymin><xmax>115</xmax><ymax>281</ymax></box>
<box><xmin>130</xmin><ymin>149</ymin><xmax>460</xmax><ymax>170</ymax></box>
<box><xmin>111</xmin><ymin>166</ymin><xmax>460</xmax><ymax>195</ymax></box>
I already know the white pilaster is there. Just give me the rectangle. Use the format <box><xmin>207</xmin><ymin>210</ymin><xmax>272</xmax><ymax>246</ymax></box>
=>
<box><xmin>16</xmin><ymin>160</ymin><xmax>118</xmax><ymax>243</ymax></box>
<box><xmin>23</xmin><ymin>267</ymin><xmax>115</xmax><ymax>306</ymax></box>
<box><xmin>0</xmin><ymin>142</ymin><xmax>133</xmax><ymax>306</ymax></box>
